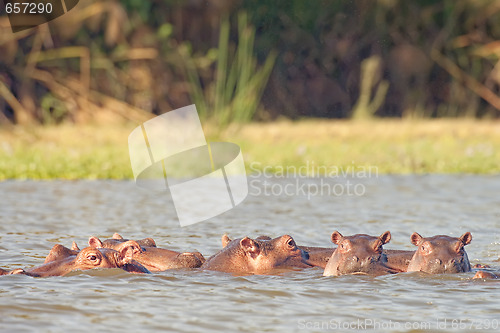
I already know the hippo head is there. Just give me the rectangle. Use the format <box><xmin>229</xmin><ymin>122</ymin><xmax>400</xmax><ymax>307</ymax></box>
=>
<box><xmin>89</xmin><ymin>236</ymin><xmax>204</xmax><ymax>271</ymax></box>
<box><xmin>22</xmin><ymin>244</ymin><xmax>149</xmax><ymax>277</ymax></box>
<box><xmin>221</xmin><ymin>234</ymin><xmax>272</xmax><ymax>248</ymax></box>
<box><xmin>203</xmin><ymin>234</ymin><xmax>311</xmax><ymax>274</ymax></box>
<box><xmin>44</xmin><ymin>244</ymin><xmax>80</xmax><ymax>264</ymax></box>
<box><xmin>406</xmin><ymin>232</ymin><xmax>472</xmax><ymax>274</ymax></box>
<box><xmin>73</xmin><ymin>247</ymin><xmax>133</xmax><ymax>270</ymax></box>
<box><xmin>240</xmin><ymin>235</ymin><xmax>311</xmax><ymax>272</ymax></box>
<box><xmin>67</xmin><ymin>246</ymin><xmax>149</xmax><ymax>274</ymax></box>
<box><xmin>473</xmin><ymin>270</ymin><xmax>498</xmax><ymax>279</ymax></box>
<box><xmin>323</xmin><ymin>231</ymin><xmax>393</xmax><ymax>276</ymax></box>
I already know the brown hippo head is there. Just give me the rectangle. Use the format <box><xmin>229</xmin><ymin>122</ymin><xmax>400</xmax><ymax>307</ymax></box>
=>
<box><xmin>323</xmin><ymin>231</ymin><xmax>397</xmax><ymax>276</ymax></box>
<box><xmin>406</xmin><ymin>232</ymin><xmax>472</xmax><ymax>274</ymax></box>
<box><xmin>22</xmin><ymin>245</ymin><xmax>150</xmax><ymax>277</ymax></box>
<box><xmin>88</xmin><ymin>236</ymin><xmax>204</xmax><ymax>271</ymax></box>
<box><xmin>221</xmin><ymin>234</ymin><xmax>332</xmax><ymax>269</ymax></box>
<box><xmin>473</xmin><ymin>271</ymin><xmax>498</xmax><ymax>279</ymax></box>
<box><xmin>44</xmin><ymin>244</ymin><xmax>80</xmax><ymax>264</ymax></box>
<box><xmin>202</xmin><ymin>234</ymin><xmax>312</xmax><ymax>275</ymax></box>
<box><xmin>221</xmin><ymin>234</ymin><xmax>272</xmax><ymax>248</ymax></box>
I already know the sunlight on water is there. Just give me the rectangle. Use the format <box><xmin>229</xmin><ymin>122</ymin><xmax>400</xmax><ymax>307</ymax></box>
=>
<box><xmin>0</xmin><ymin>176</ymin><xmax>499</xmax><ymax>332</ymax></box>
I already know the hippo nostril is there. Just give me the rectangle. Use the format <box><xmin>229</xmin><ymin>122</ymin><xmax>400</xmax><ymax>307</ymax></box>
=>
<box><xmin>432</xmin><ymin>258</ymin><xmax>442</xmax><ymax>266</ymax></box>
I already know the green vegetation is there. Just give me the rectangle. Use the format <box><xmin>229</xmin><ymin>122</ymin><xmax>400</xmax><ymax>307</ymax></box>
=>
<box><xmin>183</xmin><ymin>12</ymin><xmax>277</xmax><ymax>127</ymax></box>
<box><xmin>1</xmin><ymin>2</ymin><xmax>500</xmax><ymax>179</ymax></box>
<box><xmin>1</xmin><ymin>120</ymin><xmax>498</xmax><ymax>180</ymax></box>
<box><xmin>1</xmin><ymin>0</ymin><xmax>500</xmax><ymax>126</ymax></box>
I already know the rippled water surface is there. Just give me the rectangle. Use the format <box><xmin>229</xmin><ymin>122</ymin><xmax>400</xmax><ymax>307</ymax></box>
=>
<box><xmin>1</xmin><ymin>176</ymin><xmax>499</xmax><ymax>332</ymax></box>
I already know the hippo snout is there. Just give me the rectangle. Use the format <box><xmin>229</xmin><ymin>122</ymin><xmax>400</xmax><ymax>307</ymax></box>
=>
<box><xmin>368</xmin><ymin>254</ymin><xmax>382</xmax><ymax>264</ymax></box>
<box><xmin>443</xmin><ymin>257</ymin><xmax>469</xmax><ymax>273</ymax></box>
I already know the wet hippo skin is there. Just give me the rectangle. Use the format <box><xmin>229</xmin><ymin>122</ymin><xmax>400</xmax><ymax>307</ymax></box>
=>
<box><xmin>221</xmin><ymin>234</ymin><xmax>334</xmax><ymax>268</ymax></box>
<box><xmin>7</xmin><ymin>245</ymin><xmax>150</xmax><ymax>277</ymax></box>
<box><xmin>203</xmin><ymin>234</ymin><xmax>313</xmax><ymax>275</ymax></box>
<box><xmin>323</xmin><ymin>231</ymin><xmax>402</xmax><ymax>276</ymax></box>
<box><xmin>88</xmin><ymin>236</ymin><xmax>205</xmax><ymax>271</ymax></box>
<box><xmin>406</xmin><ymin>232</ymin><xmax>472</xmax><ymax>274</ymax></box>
<box><xmin>473</xmin><ymin>271</ymin><xmax>499</xmax><ymax>279</ymax></box>
<box><xmin>44</xmin><ymin>244</ymin><xmax>80</xmax><ymax>264</ymax></box>
<box><xmin>103</xmin><ymin>233</ymin><xmax>157</xmax><ymax>248</ymax></box>
<box><xmin>222</xmin><ymin>234</ymin><xmax>413</xmax><ymax>270</ymax></box>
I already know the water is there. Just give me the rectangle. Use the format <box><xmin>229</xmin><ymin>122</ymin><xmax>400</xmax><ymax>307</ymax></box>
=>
<box><xmin>0</xmin><ymin>176</ymin><xmax>499</xmax><ymax>332</ymax></box>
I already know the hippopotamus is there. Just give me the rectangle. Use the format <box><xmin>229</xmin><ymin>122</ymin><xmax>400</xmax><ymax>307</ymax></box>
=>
<box><xmin>102</xmin><ymin>233</ymin><xmax>157</xmax><ymax>248</ymax></box>
<box><xmin>5</xmin><ymin>244</ymin><xmax>150</xmax><ymax>277</ymax></box>
<box><xmin>323</xmin><ymin>231</ymin><xmax>401</xmax><ymax>276</ymax></box>
<box><xmin>221</xmin><ymin>234</ymin><xmax>336</xmax><ymax>269</ymax></box>
<box><xmin>44</xmin><ymin>244</ymin><xmax>80</xmax><ymax>263</ymax></box>
<box><xmin>71</xmin><ymin>233</ymin><xmax>157</xmax><ymax>252</ymax></box>
<box><xmin>88</xmin><ymin>236</ymin><xmax>205</xmax><ymax>271</ymax></box>
<box><xmin>473</xmin><ymin>271</ymin><xmax>499</xmax><ymax>279</ymax></box>
<box><xmin>383</xmin><ymin>249</ymin><xmax>415</xmax><ymax>272</ymax></box>
<box><xmin>202</xmin><ymin>234</ymin><xmax>313</xmax><ymax>275</ymax></box>
<box><xmin>406</xmin><ymin>232</ymin><xmax>472</xmax><ymax>274</ymax></box>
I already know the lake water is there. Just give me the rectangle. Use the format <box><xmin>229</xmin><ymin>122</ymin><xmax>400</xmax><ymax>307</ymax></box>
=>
<box><xmin>0</xmin><ymin>176</ymin><xmax>499</xmax><ymax>332</ymax></box>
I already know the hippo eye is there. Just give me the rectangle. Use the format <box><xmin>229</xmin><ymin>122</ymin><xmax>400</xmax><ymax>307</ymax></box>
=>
<box><xmin>286</xmin><ymin>238</ymin><xmax>295</xmax><ymax>248</ymax></box>
<box><xmin>88</xmin><ymin>255</ymin><xmax>98</xmax><ymax>261</ymax></box>
<box><xmin>421</xmin><ymin>243</ymin><xmax>431</xmax><ymax>254</ymax></box>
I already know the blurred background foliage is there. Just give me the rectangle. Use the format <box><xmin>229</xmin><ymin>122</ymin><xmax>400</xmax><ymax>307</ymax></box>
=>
<box><xmin>1</xmin><ymin>0</ymin><xmax>500</xmax><ymax>127</ymax></box>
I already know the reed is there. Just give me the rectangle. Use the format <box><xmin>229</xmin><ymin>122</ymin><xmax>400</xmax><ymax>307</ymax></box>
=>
<box><xmin>183</xmin><ymin>12</ymin><xmax>277</xmax><ymax>128</ymax></box>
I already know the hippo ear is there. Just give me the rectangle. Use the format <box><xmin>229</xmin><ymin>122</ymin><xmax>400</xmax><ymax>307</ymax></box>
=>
<box><xmin>222</xmin><ymin>234</ymin><xmax>232</xmax><ymax>248</ymax></box>
<box><xmin>119</xmin><ymin>246</ymin><xmax>135</xmax><ymax>264</ymax></box>
<box><xmin>459</xmin><ymin>232</ymin><xmax>472</xmax><ymax>246</ymax></box>
<box><xmin>410</xmin><ymin>232</ymin><xmax>422</xmax><ymax>246</ymax></box>
<box><xmin>88</xmin><ymin>236</ymin><xmax>104</xmax><ymax>248</ymax></box>
<box><xmin>71</xmin><ymin>241</ymin><xmax>80</xmax><ymax>251</ymax></box>
<box><xmin>331</xmin><ymin>231</ymin><xmax>343</xmax><ymax>245</ymax></box>
<box><xmin>9</xmin><ymin>268</ymin><xmax>26</xmax><ymax>275</ymax></box>
<box><xmin>112</xmin><ymin>233</ymin><xmax>124</xmax><ymax>240</ymax></box>
<box><xmin>142</xmin><ymin>238</ymin><xmax>156</xmax><ymax>247</ymax></box>
<box><xmin>379</xmin><ymin>231</ymin><xmax>391</xmax><ymax>245</ymax></box>
<box><xmin>117</xmin><ymin>240</ymin><xmax>142</xmax><ymax>255</ymax></box>
<box><xmin>240</xmin><ymin>237</ymin><xmax>260</xmax><ymax>257</ymax></box>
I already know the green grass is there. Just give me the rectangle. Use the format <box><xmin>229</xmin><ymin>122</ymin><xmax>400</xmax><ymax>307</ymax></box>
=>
<box><xmin>0</xmin><ymin>119</ymin><xmax>499</xmax><ymax>180</ymax></box>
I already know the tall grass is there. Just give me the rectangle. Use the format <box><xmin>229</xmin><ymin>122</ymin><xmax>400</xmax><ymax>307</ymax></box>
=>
<box><xmin>183</xmin><ymin>12</ymin><xmax>277</xmax><ymax>127</ymax></box>
<box><xmin>351</xmin><ymin>56</ymin><xmax>389</xmax><ymax>120</ymax></box>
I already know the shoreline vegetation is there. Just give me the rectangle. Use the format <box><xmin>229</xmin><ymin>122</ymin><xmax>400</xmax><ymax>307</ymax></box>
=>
<box><xmin>0</xmin><ymin>119</ymin><xmax>499</xmax><ymax>180</ymax></box>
